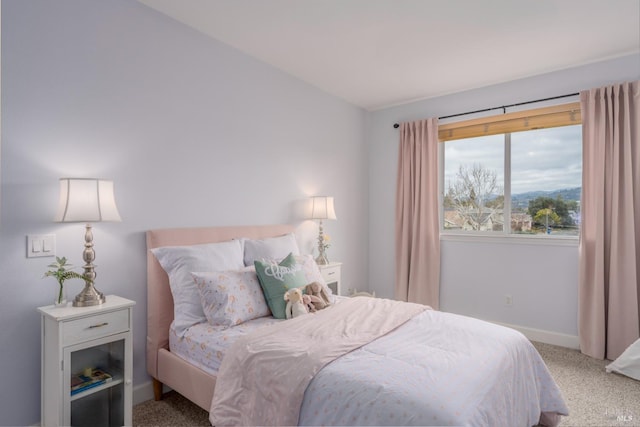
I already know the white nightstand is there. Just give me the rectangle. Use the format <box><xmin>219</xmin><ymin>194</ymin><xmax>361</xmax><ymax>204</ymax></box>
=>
<box><xmin>319</xmin><ymin>262</ymin><xmax>342</xmax><ymax>296</ymax></box>
<box><xmin>38</xmin><ymin>295</ymin><xmax>135</xmax><ymax>427</ymax></box>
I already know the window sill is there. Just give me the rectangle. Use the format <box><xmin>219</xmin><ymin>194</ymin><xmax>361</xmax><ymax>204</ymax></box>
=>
<box><xmin>440</xmin><ymin>232</ymin><xmax>579</xmax><ymax>247</ymax></box>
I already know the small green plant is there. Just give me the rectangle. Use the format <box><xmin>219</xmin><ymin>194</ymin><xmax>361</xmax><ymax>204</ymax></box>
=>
<box><xmin>44</xmin><ymin>256</ymin><xmax>90</xmax><ymax>304</ymax></box>
<box><xmin>319</xmin><ymin>234</ymin><xmax>331</xmax><ymax>251</ymax></box>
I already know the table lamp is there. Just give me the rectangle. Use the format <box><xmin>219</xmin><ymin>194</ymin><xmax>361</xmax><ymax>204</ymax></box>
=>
<box><xmin>54</xmin><ymin>178</ymin><xmax>122</xmax><ymax>306</ymax></box>
<box><xmin>309</xmin><ymin>196</ymin><xmax>336</xmax><ymax>265</ymax></box>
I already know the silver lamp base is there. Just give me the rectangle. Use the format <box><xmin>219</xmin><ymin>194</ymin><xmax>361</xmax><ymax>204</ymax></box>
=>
<box><xmin>315</xmin><ymin>253</ymin><xmax>329</xmax><ymax>265</ymax></box>
<box><xmin>73</xmin><ymin>223</ymin><xmax>106</xmax><ymax>307</ymax></box>
<box><xmin>315</xmin><ymin>219</ymin><xmax>329</xmax><ymax>265</ymax></box>
<box><xmin>73</xmin><ymin>283</ymin><xmax>106</xmax><ymax>307</ymax></box>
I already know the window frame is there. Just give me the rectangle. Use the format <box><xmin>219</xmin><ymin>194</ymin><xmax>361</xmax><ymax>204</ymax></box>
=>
<box><xmin>438</xmin><ymin>102</ymin><xmax>581</xmax><ymax>244</ymax></box>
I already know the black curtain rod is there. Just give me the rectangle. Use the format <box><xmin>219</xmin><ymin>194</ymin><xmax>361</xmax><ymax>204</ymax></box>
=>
<box><xmin>392</xmin><ymin>92</ymin><xmax>579</xmax><ymax>129</ymax></box>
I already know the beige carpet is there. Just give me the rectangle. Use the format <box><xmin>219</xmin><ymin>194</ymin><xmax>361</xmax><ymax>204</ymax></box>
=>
<box><xmin>532</xmin><ymin>342</ymin><xmax>639</xmax><ymax>427</ymax></box>
<box><xmin>133</xmin><ymin>341</ymin><xmax>640</xmax><ymax>426</ymax></box>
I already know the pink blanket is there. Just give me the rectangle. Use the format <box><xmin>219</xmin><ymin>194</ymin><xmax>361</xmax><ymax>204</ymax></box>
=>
<box><xmin>209</xmin><ymin>297</ymin><xmax>428</xmax><ymax>426</ymax></box>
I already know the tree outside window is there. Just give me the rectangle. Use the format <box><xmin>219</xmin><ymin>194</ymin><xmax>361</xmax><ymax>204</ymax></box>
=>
<box><xmin>442</xmin><ymin>124</ymin><xmax>582</xmax><ymax>236</ymax></box>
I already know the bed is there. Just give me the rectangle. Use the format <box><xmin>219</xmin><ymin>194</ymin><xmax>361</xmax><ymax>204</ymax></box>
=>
<box><xmin>146</xmin><ymin>224</ymin><xmax>568</xmax><ymax>426</ymax></box>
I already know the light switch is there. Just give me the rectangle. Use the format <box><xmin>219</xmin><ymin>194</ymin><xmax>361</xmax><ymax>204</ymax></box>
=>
<box><xmin>43</xmin><ymin>236</ymin><xmax>54</xmax><ymax>252</ymax></box>
<box><xmin>27</xmin><ymin>234</ymin><xmax>56</xmax><ymax>258</ymax></box>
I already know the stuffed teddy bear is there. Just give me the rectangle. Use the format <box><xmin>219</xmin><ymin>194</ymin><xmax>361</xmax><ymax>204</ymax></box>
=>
<box><xmin>304</xmin><ymin>282</ymin><xmax>331</xmax><ymax>311</ymax></box>
<box><xmin>302</xmin><ymin>294</ymin><xmax>324</xmax><ymax>313</ymax></box>
<box><xmin>284</xmin><ymin>288</ymin><xmax>309</xmax><ymax>319</ymax></box>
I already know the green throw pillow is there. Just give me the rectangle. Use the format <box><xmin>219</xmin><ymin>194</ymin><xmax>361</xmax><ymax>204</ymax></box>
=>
<box><xmin>254</xmin><ymin>253</ymin><xmax>307</xmax><ymax>319</ymax></box>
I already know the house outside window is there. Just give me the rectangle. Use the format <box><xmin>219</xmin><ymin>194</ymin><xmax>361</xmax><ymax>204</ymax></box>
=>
<box><xmin>439</xmin><ymin>103</ymin><xmax>582</xmax><ymax>237</ymax></box>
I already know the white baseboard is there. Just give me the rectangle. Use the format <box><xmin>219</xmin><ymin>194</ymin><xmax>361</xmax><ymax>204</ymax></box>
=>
<box><xmin>133</xmin><ymin>381</ymin><xmax>172</xmax><ymax>406</ymax></box>
<box><xmin>492</xmin><ymin>321</ymin><xmax>580</xmax><ymax>349</ymax></box>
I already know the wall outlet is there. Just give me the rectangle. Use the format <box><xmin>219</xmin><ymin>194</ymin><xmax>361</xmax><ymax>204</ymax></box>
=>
<box><xmin>505</xmin><ymin>294</ymin><xmax>513</xmax><ymax>306</ymax></box>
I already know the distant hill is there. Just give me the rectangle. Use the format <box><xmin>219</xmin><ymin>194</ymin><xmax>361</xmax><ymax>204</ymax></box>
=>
<box><xmin>512</xmin><ymin>187</ymin><xmax>581</xmax><ymax>210</ymax></box>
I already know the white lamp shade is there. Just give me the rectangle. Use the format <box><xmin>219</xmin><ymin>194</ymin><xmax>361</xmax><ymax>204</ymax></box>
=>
<box><xmin>309</xmin><ymin>196</ymin><xmax>336</xmax><ymax>220</ymax></box>
<box><xmin>55</xmin><ymin>178</ymin><xmax>122</xmax><ymax>222</ymax></box>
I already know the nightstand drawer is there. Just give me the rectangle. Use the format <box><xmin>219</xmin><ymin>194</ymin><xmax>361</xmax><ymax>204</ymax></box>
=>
<box><xmin>321</xmin><ymin>265</ymin><xmax>340</xmax><ymax>282</ymax></box>
<box><xmin>62</xmin><ymin>309</ymin><xmax>129</xmax><ymax>346</ymax></box>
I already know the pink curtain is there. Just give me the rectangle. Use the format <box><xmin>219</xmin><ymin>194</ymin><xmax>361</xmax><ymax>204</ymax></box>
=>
<box><xmin>395</xmin><ymin>119</ymin><xmax>441</xmax><ymax>309</ymax></box>
<box><xmin>579</xmin><ymin>81</ymin><xmax>640</xmax><ymax>360</ymax></box>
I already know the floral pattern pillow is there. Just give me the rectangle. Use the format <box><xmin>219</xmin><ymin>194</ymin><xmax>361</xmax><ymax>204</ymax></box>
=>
<box><xmin>193</xmin><ymin>267</ymin><xmax>271</xmax><ymax>328</ymax></box>
<box><xmin>151</xmin><ymin>240</ymin><xmax>245</xmax><ymax>337</ymax></box>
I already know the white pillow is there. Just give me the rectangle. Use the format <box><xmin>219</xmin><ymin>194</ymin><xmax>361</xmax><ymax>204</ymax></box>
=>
<box><xmin>295</xmin><ymin>254</ymin><xmax>335</xmax><ymax>303</ymax></box>
<box><xmin>606</xmin><ymin>338</ymin><xmax>640</xmax><ymax>381</ymax></box>
<box><xmin>243</xmin><ymin>233</ymin><xmax>300</xmax><ymax>266</ymax></box>
<box><xmin>192</xmin><ymin>267</ymin><xmax>271</xmax><ymax>328</ymax></box>
<box><xmin>151</xmin><ymin>240</ymin><xmax>244</xmax><ymax>336</ymax></box>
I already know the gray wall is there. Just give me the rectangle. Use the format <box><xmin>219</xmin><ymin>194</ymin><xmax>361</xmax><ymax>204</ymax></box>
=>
<box><xmin>0</xmin><ymin>1</ymin><xmax>368</xmax><ymax>425</ymax></box>
<box><xmin>367</xmin><ymin>54</ymin><xmax>640</xmax><ymax>336</ymax></box>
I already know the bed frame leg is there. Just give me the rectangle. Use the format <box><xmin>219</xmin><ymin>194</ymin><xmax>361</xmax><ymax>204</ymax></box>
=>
<box><xmin>152</xmin><ymin>378</ymin><xmax>163</xmax><ymax>401</ymax></box>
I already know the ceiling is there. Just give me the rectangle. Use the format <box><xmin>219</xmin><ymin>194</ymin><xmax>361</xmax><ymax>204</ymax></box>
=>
<box><xmin>138</xmin><ymin>0</ymin><xmax>640</xmax><ymax>111</ymax></box>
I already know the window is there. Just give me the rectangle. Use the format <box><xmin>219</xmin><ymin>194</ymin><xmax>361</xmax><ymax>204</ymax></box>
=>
<box><xmin>440</xmin><ymin>103</ymin><xmax>582</xmax><ymax>236</ymax></box>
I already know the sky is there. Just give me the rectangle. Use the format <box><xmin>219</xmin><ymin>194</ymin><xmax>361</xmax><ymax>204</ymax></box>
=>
<box><xmin>443</xmin><ymin>124</ymin><xmax>582</xmax><ymax>195</ymax></box>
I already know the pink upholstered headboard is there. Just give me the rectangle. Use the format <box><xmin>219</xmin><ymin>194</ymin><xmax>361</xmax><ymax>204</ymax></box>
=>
<box><xmin>145</xmin><ymin>224</ymin><xmax>296</xmax><ymax>378</ymax></box>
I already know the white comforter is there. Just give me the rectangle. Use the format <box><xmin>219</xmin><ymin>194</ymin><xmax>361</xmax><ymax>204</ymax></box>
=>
<box><xmin>299</xmin><ymin>308</ymin><xmax>568</xmax><ymax>426</ymax></box>
<box><xmin>212</xmin><ymin>298</ymin><xmax>569</xmax><ymax>426</ymax></box>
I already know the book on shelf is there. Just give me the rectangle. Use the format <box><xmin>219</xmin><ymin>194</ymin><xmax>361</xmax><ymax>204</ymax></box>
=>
<box><xmin>70</xmin><ymin>368</ymin><xmax>113</xmax><ymax>395</ymax></box>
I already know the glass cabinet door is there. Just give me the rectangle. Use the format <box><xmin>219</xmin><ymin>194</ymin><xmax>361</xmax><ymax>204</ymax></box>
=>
<box><xmin>63</xmin><ymin>332</ymin><xmax>129</xmax><ymax>426</ymax></box>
